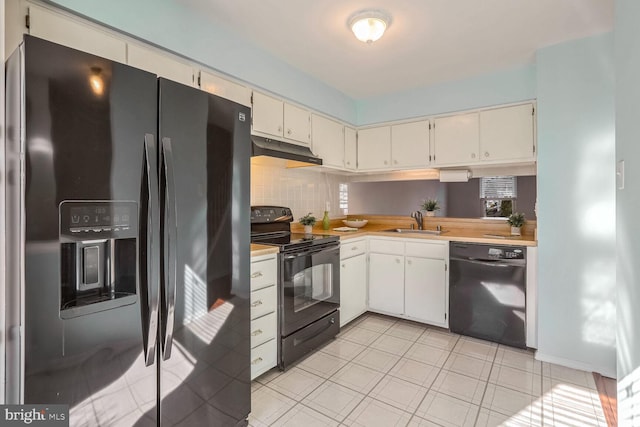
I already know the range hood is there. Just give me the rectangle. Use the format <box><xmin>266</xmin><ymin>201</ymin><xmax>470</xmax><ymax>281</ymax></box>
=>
<box><xmin>251</xmin><ymin>135</ymin><xmax>322</xmax><ymax>167</ymax></box>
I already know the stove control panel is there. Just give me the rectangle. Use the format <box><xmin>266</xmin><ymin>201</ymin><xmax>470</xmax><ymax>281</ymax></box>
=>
<box><xmin>251</xmin><ymin>206</ymin><xmax>293</xmax><ymax>224</ymax></box>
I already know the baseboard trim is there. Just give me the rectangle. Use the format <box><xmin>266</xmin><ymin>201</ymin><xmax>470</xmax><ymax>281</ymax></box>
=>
<box><xmin>535</xmin><ymin>351</ymin><xmax>617</xmax><ymax>379</ymax></box>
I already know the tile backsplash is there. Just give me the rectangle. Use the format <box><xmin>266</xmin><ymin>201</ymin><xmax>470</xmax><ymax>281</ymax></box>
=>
<box><xmin>251</xmin><ymin>158</ymin><xmax>349</xmax><ymax>221</ymax></box>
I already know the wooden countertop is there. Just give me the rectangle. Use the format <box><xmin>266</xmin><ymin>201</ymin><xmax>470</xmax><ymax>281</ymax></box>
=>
<box><xmin>250</xmin><ymin>244</ymin><xmax>279</xmax><ymax>257</ymax></box>
<box><xmin>293</xmin><ymin>215</ymin><xmax>538</xmax><ymax>247</ymax></box>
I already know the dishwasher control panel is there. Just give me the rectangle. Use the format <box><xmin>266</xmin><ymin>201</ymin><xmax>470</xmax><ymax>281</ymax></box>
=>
<box><xmin>451</xmin><ymin>242</ymin><xmax>526</xmax><ymax>261</ymax></box>
<box><xmin>488</xmin><ymin>247</ymin><xmax>524</xmax><ymax>260</ymax></box>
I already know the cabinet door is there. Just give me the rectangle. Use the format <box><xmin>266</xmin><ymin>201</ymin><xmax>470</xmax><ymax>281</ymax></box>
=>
<box><xmin>252</xmin><ymin>92</ymin><xmax>284</xmax><ymax>137</ymax></box>
<box><xmin>357</xmin><ymin>126</ymin><xmax>391</xmax><ymax>170</ymax></box>
<box><xmin>405</xmin><ymin>257</ymin><xmax>447</xmax><ymax>326</ymax></box>
<box><xmin>368</xmin><ymin>253</ymin><xmax>404</xmax><ymax>315</ymax></box>
<box><xmin>480</xmin><ymin>104</ymin><xmax>535</xmax><ymax>162</ymax></box>
<box><xmin>29</xmin><ymin>4</ymin><xmax>126</xmax><ymax>63</ymax></box>
<box><xmin>340</xmin><ymin>254</ymin><xmax>367</xmax><ymax>327</ymax></box>
<box><xmin>312</xmin><ymin>114</ymin><xmax>344</xmax><ymax>168</ymax></box>
<box><xmin>344</xmin><ymin>127</ymin><xmax>357</xmax><ymax>170</ymax></box>
<box><xmin>284</xmin><ymin>103</ymin><xmax>311</xmax><ymax>145</ymax></box>
<box><xmin>199</xmin><ymin>70</ymin><xmax>251</xmax><ymax>107</ymax></box>
<box><xmin>128</xmin><ymin>44</ymin><xmax>194</xmax><ymax>86</ymax></box>
<box><xmin>433</xmin><ymin>113</ymin><xmax>479</xmax><ymax>166</ymax></box>
<box><xmin>391</xmin><ymin>120</ymin><xmax>430</xmax><ymax>168</ymax></box>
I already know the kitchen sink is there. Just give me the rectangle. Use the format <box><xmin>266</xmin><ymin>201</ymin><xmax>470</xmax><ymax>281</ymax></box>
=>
<box><xmin>381</xmin><ymin>228</ymin><xmax>447</xmax><ymax>235</ymax></box>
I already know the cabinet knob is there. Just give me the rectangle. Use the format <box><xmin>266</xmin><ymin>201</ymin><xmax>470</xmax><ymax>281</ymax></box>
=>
<box><xmin>342</xmin><ymin>264</ymin><xmax>346</xmax><ymax>268</ymax></box>
<box><xmin>287</xmin><ymin>129</ymin><xmax>292</xmax><ymax>135</ymax></box>
<box><xmin>484</xmin><ymin>152</ymin><xmax>489</xmax><ymax>157</ymax></box>
<box><xmin>407</xmin><ymin>260</ymin><xmax>412</xmax><ymax>265</ymax></box>
<box><xmin>471</xmin><ymin>153</ymin><xmax>476</xmax><ymax>159</ymax></box>
<box><xmin>394</xmin><ymin>160</ymin><xmax>398</xmax><ymax>164</ymax></box>
<box><xmin>384</xmin><ymin>160</ymin><xmax>388</xmax><ymax>165</ymax></box>
<box><xmin>277</xmin><ymin>126</ymin><xmax>282</xmax><ymax>133</ymax></box>
<box><xmin>396</xmin><ymin>258</ymin><xmax>401</xmax><ymax>263</ymax></box>
<box><xmin>346</xmin><ymin>161</ymin><xmax>350</xmax><ymax>165</ymax></box>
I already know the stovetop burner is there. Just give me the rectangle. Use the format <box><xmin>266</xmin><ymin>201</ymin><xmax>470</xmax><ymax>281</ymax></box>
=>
<box><xmin>252</xmin><ymin>231</ymin><xmax>339</xmax><ymax>251</ymax></box>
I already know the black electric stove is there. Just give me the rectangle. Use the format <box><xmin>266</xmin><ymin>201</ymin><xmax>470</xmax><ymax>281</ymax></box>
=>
<box><xmin>250</xmin><ymin>206</ymin><xmax>341</xmax><ymax>370</ymax></box>
<box><xmin>250</xmin><ymin>206</ymin><xmax>339</xmax><ymax>252</ymax></box>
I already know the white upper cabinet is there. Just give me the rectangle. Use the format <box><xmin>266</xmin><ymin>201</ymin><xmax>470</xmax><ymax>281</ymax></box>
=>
<box><xmin>127</xmin><ymin>44</ymin><xmax>194</xmax><ymax>86</ymax></box>
<box><xmin>28</xmin><ymin>4</ymin><xmax>126</xmax><ymax>63</ymax></box>
<box><xmin>433</xmin><ymin>112</ymin><xmax>480</xmax><ymax>166</ymax></box>
<box><xmin>391</xmin><ymin>120</ymin><xmax>430</xmax><ymax>168</ymax></box>
<box><xmin>357</xmin><ymin>126</ymin><xmax>391</xmax><ymax>170</ymax></box>
<box><xmin>479</xmin><ymin>103</ymin><xmax>535</xmax><ymax>162</ymax></box>
<box><xmin>344</xmin><ymin>126</ymin><xmax>357</xmax><ymax>170</ymax></box>
<box><xmin>311</xmin><ymin>114</ymin><xmax>344</xmax><ymax>168</ymax></box>
<box><xmin>199</xmin><ymin>71</ymin><xmax>251</xmax><ymax>107</ymax></box>
<box><xmin>252</xmin><ymin>92</ymin><xmax>284</xmax><ymax>137</ymax></box>
<box><xmin>252</xmin><ymin>92</ymin><xmax>311</xmax><ymax>145</ymax></box>
<box><xmin>284</xmin><ymin>103</ymin><xmax>311</xmax><ymax>145</ymax></box>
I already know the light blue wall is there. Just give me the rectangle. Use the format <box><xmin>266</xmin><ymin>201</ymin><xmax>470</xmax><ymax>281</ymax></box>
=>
<box><xmin>536</xmin><ymin>33</ymin><xmax>616</xmax><ymax>376</ymax></box>
<box><xmin>615</xmin><ymin>0</ymin><xmax>640</xmax><ymax>415</ymax></box>
<box><xmin>356</xmin><ymin>64</ymin><xmax>537</xmax><ymax>125</ymax></box>
<box><xmin>47</xmin><ymin>0</ymin><xmax>357</xmax><ymax>123</ymax></box>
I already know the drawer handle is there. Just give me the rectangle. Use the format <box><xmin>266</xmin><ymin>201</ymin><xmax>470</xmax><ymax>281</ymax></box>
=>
<box><xmin>351</xmin><ymin>246</ymin><xmax>358</xmax><ymax>251</ymax></box>
<box><xmin>251</xmin><ymin>329</ymin><xmax>263</xmax><ymax>336</ymax></box>
<box><xmin>396</xmin><ymin>258</ymin><xmax>401</xmax><ymax>263</ymax></box>
<box><xmin>251</xmin><ymin>271</ymin><xmax>263</xmax><ymax>279</ymax></box>
<box><xmin>407</xmin><ymin>260</ymin><xmax>412</xmax><ymax>265</ymax></box>
<box><xmin>251</xmin><ymin>300</ymin><xmax>263</xmax><ymax>307</ymax></box>
<box><xmin>251</xmin><ymin>357</ymin><xmax>263</xmax><ymax>365</ymax></box>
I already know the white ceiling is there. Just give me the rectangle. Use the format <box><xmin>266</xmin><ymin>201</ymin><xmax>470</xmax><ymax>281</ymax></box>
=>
<box><xmin>180</xmin><ymin>0</ymin><xmax>613</xmax><ymax>99</ymax></box>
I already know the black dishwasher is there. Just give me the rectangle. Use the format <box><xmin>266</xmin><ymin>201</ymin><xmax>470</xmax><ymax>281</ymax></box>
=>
<box><xmin>449</xmin><ymin>242</ymin><xmax>527</xmax><ymax>348</ymax></box>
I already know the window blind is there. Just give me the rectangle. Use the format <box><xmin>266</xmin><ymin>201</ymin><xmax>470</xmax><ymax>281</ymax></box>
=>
<box><xmin>480</xmin><ymin>176</ymin><xmax>517</xmax><ymax>199</ymax></box>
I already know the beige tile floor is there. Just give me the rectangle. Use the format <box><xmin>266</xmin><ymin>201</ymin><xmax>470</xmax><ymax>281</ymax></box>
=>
<box><xmin>250</xmin><ymin>313</ymin><xmax>607</xmax><ymax>427</ymax></box>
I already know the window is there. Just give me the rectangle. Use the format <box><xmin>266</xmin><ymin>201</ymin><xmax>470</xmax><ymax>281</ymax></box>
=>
<box><xmin>339</xmin><ymin>183</ymin><xmax>348</xmax><ymax>215</ymax></box>
<box><xmin>480</xmin><ymin>176</ymin><xmax>517</xmax><ymax>217</ymax></box>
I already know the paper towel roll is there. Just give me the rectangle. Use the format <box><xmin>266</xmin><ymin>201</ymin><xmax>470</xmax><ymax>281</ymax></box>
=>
<box><xmin>439</xmin><ymin>170</ymin><xmax>471</xmax><ymax>182</ymax></box>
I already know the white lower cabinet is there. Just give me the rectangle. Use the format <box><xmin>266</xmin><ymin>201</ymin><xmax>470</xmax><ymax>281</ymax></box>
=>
<box><xmin>340</xmin><ymin>239</ymin><xmax>367</xmax><ymax>327</ymax></box>
<box><xmin>405</xmin><ymin>257</ymin><xmax>447</xmax><ymax>327</ymax></box>
<box><xmin>368</xmin><ymin>253</ymin><xmax>405</xmax><ymax>316</ymax></box>
<box><xmin>250</xmin><ymin>253</ymin><xmax>278</xmax><ymax>380</ymax></box>
<box><xmin>368</xmin><ymin>238</ymin><xmax>448</xmax><ymax>328</ymax></box>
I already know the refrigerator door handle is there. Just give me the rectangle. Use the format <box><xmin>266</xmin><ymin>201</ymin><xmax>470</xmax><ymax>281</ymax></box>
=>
<box><xmin>161</xmin><ymin>137</ymin><xmax>178</xmax><ymax>360</ymax></box>
<box><xmin>143</xmin><ymin>134</ymin><xmax>160</xmax><ymax>367</ymax></box>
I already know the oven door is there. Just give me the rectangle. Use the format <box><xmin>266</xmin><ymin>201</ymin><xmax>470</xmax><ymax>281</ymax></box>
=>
<box><xmin>280</xmin><ymin>244</ymin><xmax>340</xmax><ymax>337</ymax></box>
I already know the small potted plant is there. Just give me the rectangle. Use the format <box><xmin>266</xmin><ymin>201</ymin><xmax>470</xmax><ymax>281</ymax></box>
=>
<box><xmin>299</xmin><ymin>213</ymin><xmax>316</xmax><ymax>234</ymax></box>
<box><xmin>421</xmin><ymin>198</ymin><xmax>440</xmax><ymax>217</ymax></box>
<box><xmin>507</xmin><ymin>212</ymin><xmax>526</xmax><ymax>236</ymax></box>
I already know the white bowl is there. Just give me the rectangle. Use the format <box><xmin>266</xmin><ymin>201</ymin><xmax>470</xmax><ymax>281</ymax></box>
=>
<box><xmin>342</xmin><ymin>219</ymin><xmax>368</xmax><ymax>228</ymax></box>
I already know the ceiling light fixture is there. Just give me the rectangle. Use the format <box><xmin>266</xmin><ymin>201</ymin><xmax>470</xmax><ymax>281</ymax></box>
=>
<box><xmin>349</xmin><ymin>10</ymin><xmax>391</xmax><ymax>44</ymax></box>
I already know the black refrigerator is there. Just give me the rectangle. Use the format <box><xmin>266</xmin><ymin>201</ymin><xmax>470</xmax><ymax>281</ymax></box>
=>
<box><xmin>4</xmin><ymin>35</ymin><xmax>251</xmax><ymax>426</ymax></box>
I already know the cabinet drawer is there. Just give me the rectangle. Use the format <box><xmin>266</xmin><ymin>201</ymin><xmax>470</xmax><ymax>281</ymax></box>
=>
<box><xmin>251</xmin><ymin>285</ymin><xmax>277</xmax><ymax>320</ymax></box>
<box><xmin>369</xmin><ymin>238</ymin><xmax>404</xmax><ymax>255</ymax></box>
<box><xmin>251</xmin><ymin>339</ymin><xmax>277</xmax><ymax>380</ymax></box>
<box><xmin>250</xmin><ymin>312</ymin><xmax>277</xmax><ymax>348</ymax></box>
<box><xmin>251</xmin><ymin>258</ymin><xmax>277</xmax><ymax>291</ymax></box>
<box><xmin>405</xmin><ymin>241</ymin><xmax>446</xmax><ymax>259</ymax></box>
<box><xmin>341</xmin><ymin>239</ymin><xmax>366</xmax><ymax>259</ymax></box>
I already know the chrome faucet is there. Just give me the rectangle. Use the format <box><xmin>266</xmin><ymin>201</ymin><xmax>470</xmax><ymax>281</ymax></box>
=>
<box><xmin>410</xmin><ymin>211</ymin><xmax>423</xmax><ymax>230</ymax></box>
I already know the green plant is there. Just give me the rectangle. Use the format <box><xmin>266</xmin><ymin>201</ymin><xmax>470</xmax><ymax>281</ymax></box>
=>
<box><xmin>507</xmin><ymin>212</ymin><xmax>526</xmax><ymax>228</ymax></box>
<box><xmin>421</xmin><ymin>198</ymin><xmax>440</xmax><ymax>212</ymax></box>
<box><xmin>299</xmin><ymin>213</ymin><xmax>316</xmax><ymax>226</ymax></box>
